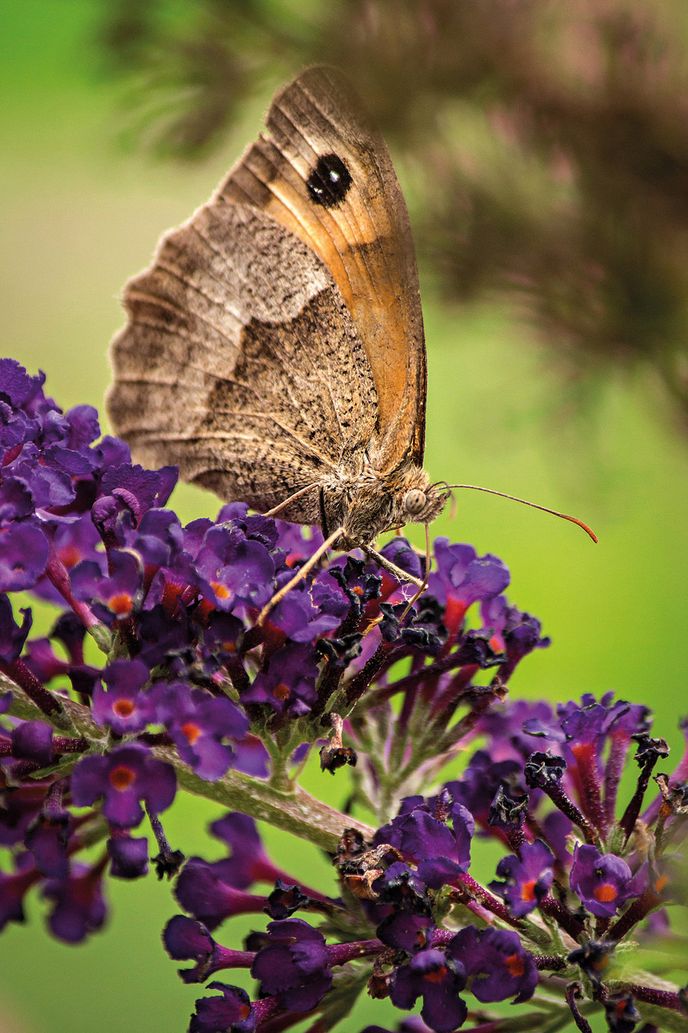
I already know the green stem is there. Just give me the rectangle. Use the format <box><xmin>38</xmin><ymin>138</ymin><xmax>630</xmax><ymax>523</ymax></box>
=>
<box><xmin>172</xmin><ymin>753</ymin><xmax>372</xmax><ymax>850</ymax></box>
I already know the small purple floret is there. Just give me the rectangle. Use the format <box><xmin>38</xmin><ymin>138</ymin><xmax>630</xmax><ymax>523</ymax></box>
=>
<box><xmin>43</xmin><ymin>864</ymin><xmax>107</xmax><ymax>944</ymax></box>
<box><xmin>492</xmin><ymin>839</ymin><xmax>556</xmax><ymax>917</ymax></box>
<box><xmin>391</xmin><ymin>947</ymin><xmax>467</xmax><ymax>1033</ymax></box>
<box><xmin>108</xmin><ymin>834</ymin><xmax>149</xmax><ymax>879</ymax></box>
<box><xmin>570</xmin><ymin>844</ymin><xmax>646</xmax><ymax>918</ymax></box>
<box><xmin>92</xmin><ymin>659</ymin><xmax>154</xmax><ymax>735</ymax></box>
<box><xmin>376</xmin><ymin>789</ymin><xmax>474</xmax><ymax>888</ymax></box>
<box><xmin>449</xmin><ymin>926</ymin><xmax>538</xmax><ymax>1003</ymax></box>
<box><xmin>155</xmin><ymin>683</ymin><xmax>248</xmax><ymax>781</ymax></box>
<box><xmin>189</xmin><ymin>982</ymin><xmax>256</xmax><ymax>1033</ymax></box>
<box><xmin>251</xmin><ymin>918</ymin><xmax>333</xmax><ymax>1013</ymax></box>
<box><xmin>70</xmin><ymin>744</ymin><xmax>176</xmax><ymax>828</ymax></box>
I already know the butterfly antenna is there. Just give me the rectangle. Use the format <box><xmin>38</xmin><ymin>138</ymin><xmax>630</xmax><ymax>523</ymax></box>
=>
<box><xmin>444</xmin><ymin>484</ymin><xmax>598</xmax><ymax>543</ymax></box>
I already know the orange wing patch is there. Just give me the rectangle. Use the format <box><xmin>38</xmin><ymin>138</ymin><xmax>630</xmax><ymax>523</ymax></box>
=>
<box><xmin>215</xmin><ymin>66</ymin><xmax>427</xmax><ymax>471</ymax></box>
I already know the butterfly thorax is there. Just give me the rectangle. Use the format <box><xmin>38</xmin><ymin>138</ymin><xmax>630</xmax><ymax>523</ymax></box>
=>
<box><xmin>330</xmin><ymin>462</ymin><xmax>447</xmax><ymax>547</ymax></box>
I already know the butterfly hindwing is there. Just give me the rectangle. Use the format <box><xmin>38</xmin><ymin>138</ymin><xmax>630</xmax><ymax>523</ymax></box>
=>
<box><xmin>107</xmin><ymin>201</ymin><xmax>378</xmax><ymax>518</ymax></box>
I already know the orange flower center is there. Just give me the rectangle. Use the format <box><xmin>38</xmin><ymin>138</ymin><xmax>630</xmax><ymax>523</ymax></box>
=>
<box><xmin>571</xmin><ymin>742</ymin><xmax>594</xmax><ymax>762</ymax></box>
<box><xmin>423</xmin><ymin>965</ymin><xmax>447</xmax><ymax>984</ymax></box>
<box><xmin>505</xmin><ymin>953</ymin><xmax>525</xmax><ymax>978</ymax></box>
<box><xmin>108</xmin><ymin>592</ymin><xmax>133</xmax><ymax>616</ymax></box>
<box><xmin>58</xmin><ymin>545</ymin><xmax>81</xmax><ymax>569</ymax></box>
<box><xmin>211</xmin><ymin>581</ymin><xmax>231</xmax><ymax>601</ymax></box>
<box><xmin>520</xmin><ymin>879</ymin><xmax>537</xmax><ymax>902</ymax></box>
<box><xmin>273</xmin><ymin>683</ymin><xmax>291</xmax><ymax>702</ymax></box>
<box><xmin>443</xmin><ymin>597</ymin><xmax>468</xmax><ymax>638</ymax></box>
<box><xmin>162</xmin><ymin>581</ymin><xmax>184</xmax><ymax>613</ymax></box>
<box><xmin>109</xmin><ymin>765</ymin><xmax>136</xmax><ymax>791</ymax></box>
<box><xmin>181</xmin><ymin>721</ymin><xmax>202</xmax><ymax>745</ymax></box>
<box><xmin>593</xmin><ymin>882</ymin><xmax>618</xmax><ymax>903</ymax></box>
<box><xmin>113</xmin><ymin>699</ymin><xmax>135</xmax><ymax>718</ymax></box>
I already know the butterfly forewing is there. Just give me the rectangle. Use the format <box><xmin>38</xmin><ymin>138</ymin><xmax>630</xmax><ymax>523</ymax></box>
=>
<box><xmin>108</xmin><ymin>66</ymin><xmax>428</xmax><ymax>526</ymax></box>
<box><xmin>108</xmin><ymin>202</ymin><xmax>378</xmax><ymax>519</ymax></box>
<box><xmin>216</xmin><ymin>65</ymin><xmax>427</xmax><ymax>469</ymax></box>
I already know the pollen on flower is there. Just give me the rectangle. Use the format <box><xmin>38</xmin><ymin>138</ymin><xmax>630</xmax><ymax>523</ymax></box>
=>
<box><xmin>108</xmin><ymin>592</ymin><xmax>133</xmax><ymax>616</ymax></box>
<box><xmin>109</xmin><ymin>765</ymin><xmax>136</xmax><ymax>791</ymax></box>
<box><xmin>273</xmin><ymin>683</ymin><xmax>291</xmax><ymax>702</ymax></box>
<box><xmin>655</xmin><ymin>873</ymin><xmax>669</xmax><ymax>893</ymax></box>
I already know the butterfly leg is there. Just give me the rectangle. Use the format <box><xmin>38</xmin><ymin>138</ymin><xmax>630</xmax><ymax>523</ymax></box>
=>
<box><xmin>318</xmin><ymin>486</ymin><xmax>330</xmax><ymax>538</ymax></box>
<box><xmin>399</xmin><ymin>524</ymin><xmax>431</xmax><ymax>622</ymax></box>
<box><xmin>256</xmin><ymin>526</ymin><xmax>344</xmax><ymax>626</ymax></box>
<box><xmin>358</xmin><ymin>544</ymin><xmax>424</xmax><ymax>589</ymax></box>
<box><xmin>262</xmin><ymin>483</ymin><xmax>319</xmax><ymax>519</ymax></box>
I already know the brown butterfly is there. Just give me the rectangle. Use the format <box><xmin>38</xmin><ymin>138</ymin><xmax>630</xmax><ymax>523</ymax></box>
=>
<box><xmin>107</xmin><ymin>67</ymin><xmax>595</xmax><ymax>606</ymax></box>
<box><xmin>107</xmin><ymin>67</ymin><xmax>445</xmax><ymax>570</ymax></box>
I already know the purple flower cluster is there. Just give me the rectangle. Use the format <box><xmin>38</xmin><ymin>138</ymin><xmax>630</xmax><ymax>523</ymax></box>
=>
<box><xmin>1</xmin><ymin>363</ymin><xmax>546</xmax><ymax>944</ymax></box>
<box><xmin>2</xmin><ymin>362</ymin><xmax>687</xmax><ymax>1033</ymax></box>
<box><xmin>165</xmin><ymin>809</ymin><xmax>539</xmax><ymax>1032</ymax></box>
<box><xmin>161</xmin><ymin>691</ymin><xmax>688</xmax><ymax>1033</ymax></box>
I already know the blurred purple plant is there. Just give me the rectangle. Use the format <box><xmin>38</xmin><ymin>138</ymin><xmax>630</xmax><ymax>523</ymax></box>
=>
<box><xmin>1</xmin><ymin>360</ymin><xmax>687</xmax><ymax>1032</ymax></box>
<box><xmin>95</xmin><ymin>0</ymin><xmax>688</xmax><ymax>430</ymax></box>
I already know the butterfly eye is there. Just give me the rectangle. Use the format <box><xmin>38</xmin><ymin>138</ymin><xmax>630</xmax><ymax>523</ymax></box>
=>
<box><xmin>404</xmin><ymin>489</ymin><xmax>427</xmax><ymax>517</ymax></box>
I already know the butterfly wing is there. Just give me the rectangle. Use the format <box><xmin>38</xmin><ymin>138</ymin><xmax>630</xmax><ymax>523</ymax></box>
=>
<box><xmin>107</xmin><ymin>201</ymin><xmax>378</xmax><ymax>519</ymax></box>
<box><xmin>108</xmin><ymin>66</ymin><xmax>425</xmax><ymax>519</ymax></box>
<box><xmin>216</xmin><ymin>65</ymin><xmax>427</xmax><ymax>470</ymax></box>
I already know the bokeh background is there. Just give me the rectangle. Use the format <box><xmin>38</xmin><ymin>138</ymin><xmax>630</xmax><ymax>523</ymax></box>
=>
<box><xmin>2</xmin><ymin>2</ymin><xmax>688</xmax><ymax>1030</ymax></box>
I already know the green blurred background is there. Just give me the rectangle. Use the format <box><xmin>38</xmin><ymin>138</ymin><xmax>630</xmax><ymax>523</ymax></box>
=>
<box><xmin>1</xmin><ymin>2</ymin><xmax>688</xmax><ymax>1031</ymax></box>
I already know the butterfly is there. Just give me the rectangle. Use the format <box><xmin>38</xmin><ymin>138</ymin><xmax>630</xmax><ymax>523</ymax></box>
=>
<box><xmin>107</xmin><ymin>66</ymin><xmax>595</xmax><ymax>606</ymax></box>
<box><xmin>107</xmin><ymin>66</ymin><xmax>446</xmax><ymax>578</ymax></box>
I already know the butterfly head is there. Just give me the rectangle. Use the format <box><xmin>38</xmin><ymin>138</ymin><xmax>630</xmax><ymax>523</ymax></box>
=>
<box><xmin>339</xmin><ymin>464</ymin><xmax>447</xmax><ymax>547</ymax></box>
<box><xmin>399</xmin><ymin>476</ymin><xmax>448</xmax><ymax>528</ymax></box>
